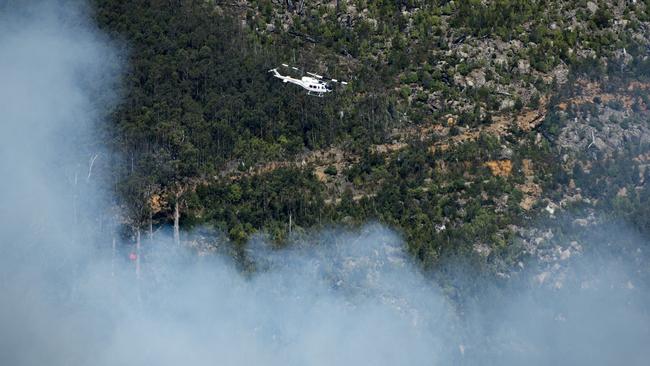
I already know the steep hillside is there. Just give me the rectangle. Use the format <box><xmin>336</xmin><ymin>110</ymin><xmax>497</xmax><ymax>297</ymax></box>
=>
<box><xmin>95</xmin><ymin>0</ymin><xmax>650</xmax><ymax>284</ymax></box>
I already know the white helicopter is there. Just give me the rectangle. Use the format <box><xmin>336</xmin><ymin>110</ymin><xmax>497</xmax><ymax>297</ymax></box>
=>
<box><xmin>269</xmin><ymin>64</ymin><xmax>348</xmax><ymax>97</ymax></box>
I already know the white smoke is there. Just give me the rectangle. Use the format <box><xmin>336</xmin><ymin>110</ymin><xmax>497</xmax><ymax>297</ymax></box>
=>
<box><xmin>0</xmin><ymin>1</ymin><xmax>649</xmax><ymax>366</ymax></box>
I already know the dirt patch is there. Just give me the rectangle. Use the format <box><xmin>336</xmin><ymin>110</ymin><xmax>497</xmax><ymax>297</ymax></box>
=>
<box><xmin>485</xmin><ymin>160</ymin><xmax>513</xmax><ymax>177</ymax></box>
<box><xmin>516</xmin><ymin>109</ymin><xmax>546</xmax><ymax>131</ymax></box>
<box><xmin>314</xmin><ymin>168</ymin><xmax>328</xmax><ymax>183</ymax></box>
<box><xmin>516</xmin><ymin>159</ymin><xmax>542</xmax><ymax>210</ymax></box>
<box><xmin>565</xmin><ymin>79</ymin><xmax>649</xmax><ymax>111</ymax></box>
<box><xmin>521</xmin><ymin>159</ymin><xmax>534</xmax><ymax>177</ymax></box>
<box><xmin>374</xmin><ymin>142</ymin><xmax>408</xmax><ymax>154</ymax></box>
<box><xmin>517</xmin><ymin>181</ymin><xmax>542</xmax><ymax>210</ymax></box>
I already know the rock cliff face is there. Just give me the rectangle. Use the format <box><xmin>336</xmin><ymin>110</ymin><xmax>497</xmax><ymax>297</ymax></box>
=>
<box><xmin>235</xmin><ymin>0</ymin><xmax>650</xmax><ymax>277</ymax></box>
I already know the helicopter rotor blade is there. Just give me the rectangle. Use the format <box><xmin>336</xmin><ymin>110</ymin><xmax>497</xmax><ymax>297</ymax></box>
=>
<box><xmin>274</xmin><ymin>64</ymin><xmax>348</xmax><ymax>87</ymax></box>
<box><xmin>319</xmin><ymin>75</ymin><xmax>347</xmax><ymax>84</ymax></box>
<box><xmin>280</xmin><ymin>64</ymin><xmax>304</xmax><ymax>74</ymax></box>
<box><xmin>323</xmin><ymin>77</ymin><xmax>349</xmax><ymax>86</ymax></box>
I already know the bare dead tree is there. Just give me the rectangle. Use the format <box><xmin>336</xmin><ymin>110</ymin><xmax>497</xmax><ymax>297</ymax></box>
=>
<box><xmin>587</xmin><ymin>129</ymin><xmax>596</xmax><ymax>149</ymax></box>
<box><xmin>111</xmin><ymin>236</ymin><xmax>116</xmax><ymax>278</ymax></box>
<box><xmin>172</xmin><ymin>184</ymin><xmax>187</xmax><ymax>246</ymax></box>
<box><xmin>135</xmin><ymin>228</ymin><xmax>141</xmax><ymax>279</ymax></box>
<box><xmin>86</xmin><ymin>153</ymin><xmax>99</xmax><ymax>182</ymax></box>
<box><xmin>120</xmin><ymin>173</ymin><xmax>155</xmax><ymax>281</ymax></box>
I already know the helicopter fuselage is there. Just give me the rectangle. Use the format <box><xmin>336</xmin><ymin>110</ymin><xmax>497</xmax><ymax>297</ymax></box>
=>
<box><xmin>300</xmin><ymin>76</ymin><xmax>331</xmax><ymax>95</ymax></box>
<box><xmin>269</xmin><ymin>69</ymin><xmax>331</xmax><ymax>96</ymax></box>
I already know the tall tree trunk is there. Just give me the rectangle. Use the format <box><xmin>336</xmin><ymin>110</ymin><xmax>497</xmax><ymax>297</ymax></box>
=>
<box><xmin>135</xmin><ymin>228</ymin><xmax>141</xmax><ymax>279</ymax></box>
<box><xmin>111</xmin><ymin>236</ymin><xmax>116</xmax><ymax>278</ymax></box>
<box><xmin>173</xmin><ymin>199</ymin><xmax>180</xmax><ymax>246</ymax></box>
<box><xmin>149</xmin><ymin>210</ymin><xmax>153</xmax><ymax>241</ymax></box>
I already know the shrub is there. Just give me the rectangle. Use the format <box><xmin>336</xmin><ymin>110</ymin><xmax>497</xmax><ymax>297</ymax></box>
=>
<box><xmin>607</xmin><ymin>99</ymin><xmax>624</xmax><ymax>111</ymax></box>
<box><xmin>324</xmin><ymin>165</ymin><xmax>338</xmax><ymax>176</ymax></box>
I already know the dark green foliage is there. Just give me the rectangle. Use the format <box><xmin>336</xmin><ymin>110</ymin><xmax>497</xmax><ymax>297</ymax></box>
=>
<box><xmin>195</xmin><ymin>167</ymin><xmax>325</xmax><ymax>243</ymax></box>
<box><xmin>94</xmin><ymin>0</ymin><xmax>397</xmax><ymax>219</ymax></box>
<box><xmin>94</xmin><ymin>0</ymin><xmax>650</xmax><ymax>290</ymax></box>
<box><xmin>593</xmin><ymin>8</ymin><xmax>612</xmax><ymax>29</ymax></box>
<box><xmin>324</xmin><ymin>165</ymin><xmax>337</xmax><ymax>176</ymax></box>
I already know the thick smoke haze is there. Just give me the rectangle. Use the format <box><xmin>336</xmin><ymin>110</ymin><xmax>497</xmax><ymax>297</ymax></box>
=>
<box><xmin>1</xmin><ymin>1</ymin><xmax>649</xmax><ymax>365</ymax></box>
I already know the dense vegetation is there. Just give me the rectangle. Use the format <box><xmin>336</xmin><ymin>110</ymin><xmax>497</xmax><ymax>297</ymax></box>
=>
<box><xmin>95</xmin><ymin>0</ymin><xmax>650</xmax><ymax>284</ymax></box>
